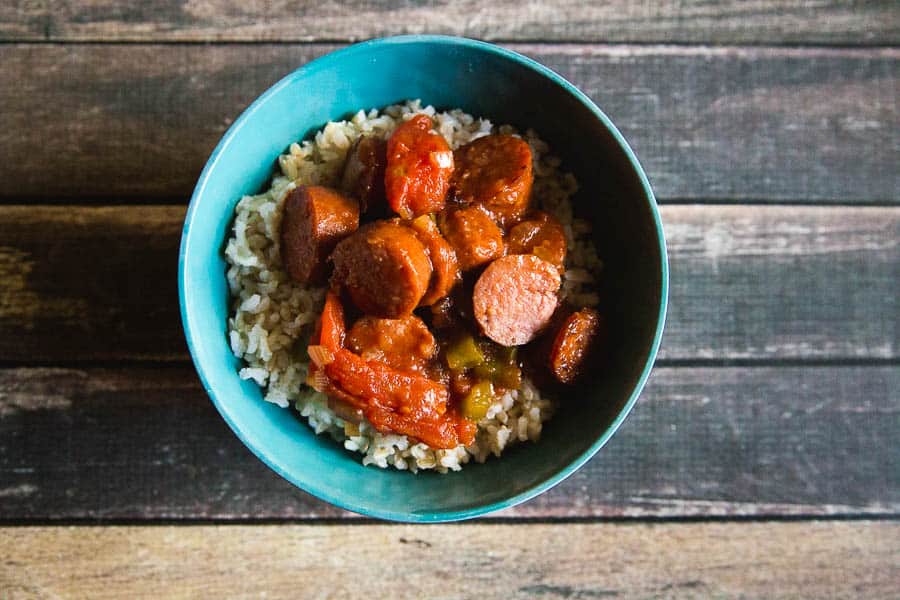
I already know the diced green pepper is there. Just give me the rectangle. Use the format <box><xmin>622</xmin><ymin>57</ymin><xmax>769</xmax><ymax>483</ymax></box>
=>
<box><xmin>474</xmin><ymin>363</ymin><xmax>521</xmax><ymax>389</ymax></box>
<box><xmin>493</xmin><ymin>364</ymin><xmax>522</xmax><ymax>389</ymax></box>
<box><xmin>445</xmin><ymin>334</ymin><xmax>485</xmax><ymax>370</ymax></box>
<box><xmin>462</xmin><ymin>381</ymin><xmax>494</xmax><ymax>421</ymax></box>
<box><xmin>472</xmin><ymin>363</ymin><xmax>493</xmax><ymax>379</ymax></box>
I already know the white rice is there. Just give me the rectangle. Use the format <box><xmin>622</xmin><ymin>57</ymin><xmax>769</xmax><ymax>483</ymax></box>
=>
<box><xmin>224</xmin><ymin>100</ymin><xmax>602</xmax><ymax>473</ymax></box>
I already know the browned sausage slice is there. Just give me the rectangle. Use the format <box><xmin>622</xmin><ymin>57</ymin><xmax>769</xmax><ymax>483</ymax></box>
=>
<box><xmin>428</xmin><ymin>295</ymin><xmax>460</xmax><ymax>331</ymax></box>
<box><xmin>331</xmin><ymin>220</ymin><xmax>433</xmax><ymax>318</ymax></box>
<box><xmin>451</xmin><ymin>134</ymin><xmax>534</xmax><ymax>227</ymax></box>
<box><xmin>346</xmin><ymin>313</ymin><xmax>437</xmax><ymax>374</ymax></box>
<box><xmin>507</xmin><ymin>211</ymin><xmax>567</xmax><ymax>269</ymax></box>
<box><xmin>280</xmin><ymin>185</ymin><xmax>359</xmax><ymax>285</ymax></box>
<box><xmin>439</xmin><ymin>206</ymin><xmax>505</xmax><ymax>271</ymax></box>
<box><xmin>340</xmin><ymin>135</ymin><xmax>387</xmax><ymax>217</ymax></box>
<box><xmin>548</xmin><ymin>308</ymin><xmax>605</xmax><ymax>384</ymax></box>
<box><xmin>408</xmin><ymin>215</ymin><xmax>460</xmax><ymax>306</ymax></box>
<box><xmin>473</xmin><ymin>254</ymin><xmax>561</xmax><ymax>346</ymax></box>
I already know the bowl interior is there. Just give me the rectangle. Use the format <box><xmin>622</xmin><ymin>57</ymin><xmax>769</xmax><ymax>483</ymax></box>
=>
<box><xmin>180</xmin><ymin>37</ymin><xmax>666</xmax><ymax>521</ymax></box>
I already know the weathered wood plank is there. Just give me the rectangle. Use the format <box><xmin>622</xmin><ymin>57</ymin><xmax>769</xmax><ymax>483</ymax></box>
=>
<box><xmin>1</xmin><ymin>522</ymin><xmax>898</xmax><ymax>598</ymax></box>
<box><xmin>2</xmin><ymin>1</ymin><xmax>898</xmax><ymax>44</ymax></box>
<box><xmin>0</xmin><ymin>205</ymin><xmax>895</xmax><ymax>362</ymax></box>
<box><xmin>662</xmin><ymin>205</ymin><xmax>898</xmax><ymax>360</ymax></box>
<box><xmin>1</xmin><ymin>44</ymin><xmax>897</xmax><ymax>203</ymax></box>
<box><xmin>0</xmin><ymin>365</ymin><xmax>896</xmax><ymax>519</ymax></box>
<box><xmin>0</xmin><ymin>206</ymin><xmax>185</xmax><ymax>361</ymax></box>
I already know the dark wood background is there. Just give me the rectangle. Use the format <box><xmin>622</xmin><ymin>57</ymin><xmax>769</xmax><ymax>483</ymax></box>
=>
<box><xmin>1</xmin><ymin>2</ymin><xmax>897</xmax><ymax>597</ymax></box>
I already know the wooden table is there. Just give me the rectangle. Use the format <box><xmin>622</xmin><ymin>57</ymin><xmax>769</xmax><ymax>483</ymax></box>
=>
<box><xmin>1</xmin><ymin>3</ymin><xmax>897</xmax><ymax>597</ymax></box>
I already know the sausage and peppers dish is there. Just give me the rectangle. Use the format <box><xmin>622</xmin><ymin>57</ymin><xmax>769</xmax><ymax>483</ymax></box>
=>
<box><xmin>225</xmin><ymin>102</ymin><xmax>605</xmax><ymax>472</ymax></box>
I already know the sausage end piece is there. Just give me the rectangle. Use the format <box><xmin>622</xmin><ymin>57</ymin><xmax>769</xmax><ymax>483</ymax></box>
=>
<box><xmin>340</xmin><ymin>135</ymin><xmax>388</xmax><ymax>217</ymax></box>
<box><xmin>548</xmin><ymin>308</ymin><xmax>606</xmax><ymax>384</ymax></box>
<box><xmin>280</xmin><ymin>185</ymin><xmax>359</xmax><ymax>285</ymax></box>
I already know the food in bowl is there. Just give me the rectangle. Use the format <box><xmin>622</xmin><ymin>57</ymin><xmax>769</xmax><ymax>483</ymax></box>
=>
<box><xmin>224</xmin><ymin>100</ymin><xmax>605</xmax><ymax>473</ymax></box>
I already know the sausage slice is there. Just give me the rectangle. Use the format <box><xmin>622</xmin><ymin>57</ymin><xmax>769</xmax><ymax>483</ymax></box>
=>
<box><xmin>507</xmin><ymin>211</ymin><xmax>567</xmax><ymax>269</ymax></box>
<box><xmin>408</xmin><ymin>215</ymin><xmax>460</xmax><ymax>306</ymax></box>
<box><xmin>473</xmin><ymin>254</ymin><xmax>561</xmax><ymax>346</ymax></box>
<box><xmin>340</xmin><ymin>134</ymin><xmax>387</xmax><ymax>217</ymax></box>
<box><xmin>331</xmin><ymin>220</ymin><xmax>433</xmax><ymax>318</ymax></box>
<box><xmin>385</xmin><ymin>115</ymin><xmax>454</xmax><ymax>219</ymax></box>
<box><xmin>451</xmin><ymin>134</ymin><xmax>533</xmax><ymax>227</ymax></box>
<box><xmin>439</xmin><ymin>206</ymin><xmax>505</xmax><ymax>271</ymax></box>
<box><xmin>548</xmin><ymin>308</ymin><xmax>605</xmax><ymax>384</ymax></box>
<box><xmin>347</xmin><ymin>314</ymin><xmax>437</xmax><ymax>374</ymax></box>
<box><xmin>280</xmin><ymin>185</ymin><xmax>359</xmax><ymax>285</ymax></box>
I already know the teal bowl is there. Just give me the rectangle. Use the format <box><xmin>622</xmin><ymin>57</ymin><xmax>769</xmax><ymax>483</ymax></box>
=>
<box><xmin>179</xmin><ymin>35</ymin><xmax>667</xmax><ymax>522</ymax></box>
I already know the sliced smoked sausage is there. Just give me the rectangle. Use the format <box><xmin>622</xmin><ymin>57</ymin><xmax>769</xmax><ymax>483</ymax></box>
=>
<box><xmin>347</xmin><ymin>313</ymin><xmax>437</xmax><ymax>374</ymax></box>
<box><xmin>280</xmin><ymin>185</ymin><xmax>359</xmax><ymax>285</ymax></box>
<box><xmin>548</xmin><ymin>308</ymin><xmax>605</xmax><ymax>384</ymax></box>
<box><xmin>451</xmin><ymin>134</ymin><xmax>533</xmax><ymax>227</ymax></box>
<box><xmin>439</xmin><ymin>206</ymin><xmax>505</xmax><ymax>271</ymax></box>
<box><xmin>385</xmin><ymin>115</ymin><xmax>454</xmax><ymax>219</ymax></box>
<box><xmin>340</xmin><ymin>134</ymin><xmax>387</xmax><ymax>217</ymax></box>
<box><xmin>408</xmin><ymin>215</ymin><xmax>460</xmax><ymax>306</ymax></box>
<box><xmin>507</xmin><ymin>210</ymin><xmax>567</xmax><ymax>269</ymax></box>
<box><xmin>331</xmin><ymin>220</ymin><xmax>432</xmax><ymax>318</ymax></box>
<box><xmin>473</xmin><ymin>254</ymin><xmax>561</xmax><ymax>346</ymax></box>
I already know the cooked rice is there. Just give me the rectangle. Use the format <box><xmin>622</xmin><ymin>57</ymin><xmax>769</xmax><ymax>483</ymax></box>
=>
<box><xmin>224</xmin><ymin>100</ymin><xmax>602</xmax><ymax>473</ymax></box>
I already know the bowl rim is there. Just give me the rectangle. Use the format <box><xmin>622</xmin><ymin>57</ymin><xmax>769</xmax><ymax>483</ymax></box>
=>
<box><xmin>179</xmin><ymin>34</ymin><xmax>669</xmax><ymax>522</ymax></box>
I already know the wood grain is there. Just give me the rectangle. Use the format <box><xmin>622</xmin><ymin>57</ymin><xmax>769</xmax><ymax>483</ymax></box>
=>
<box><xmin>1</xmin><ymin>522</ymin><xmax>897</xmax><ymax>598</ymax></box>
<box><xmin>1</xmin><ymin>44</ymin><xmax>897</xmax><ymax>203</ymax></box>
<box><xmin>663</xmin><ymin>205</ymin><xmax>898</xmax><ymax>361</ymax></box>
<box><xmin>1</xmin><ymin>365</ymin><xmax>896</xmax><ymax>520</ymax></box>
<box><xmin>0</xmin><ymin>206</ymin><xmax>185</xmax><ymax>361</ymax></box>
<box><xmin>2</xmin><ymin>1</ymin><xmax>897</xmax><ymax>44</ymax></box>
<box><xmin>0</xmin><ymin>205</ymin><xmax>896</xmax><ymax>363</ymax></box>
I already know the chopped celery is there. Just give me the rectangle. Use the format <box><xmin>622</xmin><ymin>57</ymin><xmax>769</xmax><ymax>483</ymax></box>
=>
<box><xmin>462</xmin><ymin>381</ymin><xmax>494</xmax><ymax>421</ymax></box>
<box><xmin>499</xmin><ymin>346</ymin><xmax>517</xmax><ymax>364</ymax></box>
<box><xmin>445</xmin><ymin>334</ymin><xmax>485</xmax><ymax>370</ymax></box>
